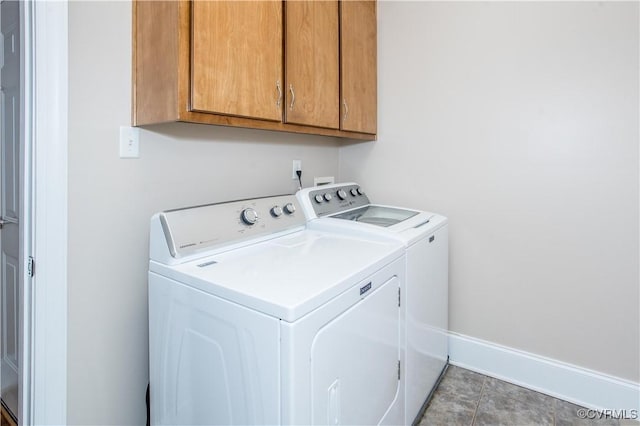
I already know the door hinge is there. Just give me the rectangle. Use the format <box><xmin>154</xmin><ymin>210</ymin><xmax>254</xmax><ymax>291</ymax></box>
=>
<box><xmin>27</xmin><ymin>256</ymin><xmax>35</xmax><ymax>277</ymax></box>
<box><xmin>397</xmin><ymin>360</ymin><xmax>401</xmax><ymax>380</ymax></box>
<box><xmin>398</xmin><ymin>287</ymin><xmax>401</xmax><ymax>307</ymax></box>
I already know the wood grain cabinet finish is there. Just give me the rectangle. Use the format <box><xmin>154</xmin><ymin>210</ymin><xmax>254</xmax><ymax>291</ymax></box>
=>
<box><xmin>191</xmin><ymin>1</ymin><xmax>282</xmax><ymax>121</ymax></box>
<box><xmin>341</xmin><ymin>0</ymin><xmax>377</xmax><ymax>134</ymax></box>
<box><xmin>132</xmin><ymin>0</ymin><xmax>376</xmax><ymax>141</ymax></box>
<box><xmin>285</xmin><ymin>0</ymin><xmax>340</xmax><ymax>129</ymax></box>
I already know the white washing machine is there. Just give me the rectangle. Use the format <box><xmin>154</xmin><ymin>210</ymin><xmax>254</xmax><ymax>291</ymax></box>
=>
<box><xmin>148</xmin><ymin>194</ymin><xmax>406</xmax><ymax>425</ymax></box>
<box><xmin>297</xmin><ymin>183</ymin><xmax>449</xmax><ymax>425</ymax></box>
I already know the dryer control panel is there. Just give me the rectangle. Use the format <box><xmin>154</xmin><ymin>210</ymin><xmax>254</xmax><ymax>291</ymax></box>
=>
<box><xmin>299</xmin><ymin>183</ymin><xmax>370</xmax><ymax>218</ymax></box>
<box><xmin>154</xmin><ymin>194</ymin><xmax>305</xmax><ymax>259</ymax></box>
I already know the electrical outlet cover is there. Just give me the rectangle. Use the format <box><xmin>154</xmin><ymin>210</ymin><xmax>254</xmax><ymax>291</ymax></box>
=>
<box><xmin>292</xmin><ymin>160</ymin><xmax>302</xmax><ymax>179</ymax></box>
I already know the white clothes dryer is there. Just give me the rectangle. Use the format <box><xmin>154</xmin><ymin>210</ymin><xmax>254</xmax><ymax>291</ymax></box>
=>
<box><xmin>297</xmin><ymin>183</ymin><xmax>449</xmax><ymax>425</ymax></box>
<box><xmin>148</xmin><ymin>194</ymin><xmax>406</xmax><ymax>425</ymax></box>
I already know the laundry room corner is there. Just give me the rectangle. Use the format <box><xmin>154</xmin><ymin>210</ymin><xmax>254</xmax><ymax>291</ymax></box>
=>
<box><xmin>338</xmin><ymin>0</ymin><xmax>639</xmax><ymax>408</ymax></box>
<box><xmin>18</xmin><ymin>0</ymin><xmax>637</xmax><ymax>423</ymax></box>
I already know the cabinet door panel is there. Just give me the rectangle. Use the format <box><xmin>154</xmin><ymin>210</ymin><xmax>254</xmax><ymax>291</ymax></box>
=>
<box><xmin>341</xmin><ymin>0</ymin><xmax>377</xmax><ymax>134</ymax></box>
<box><xmin>285</xmin><ymin>0</ymin><xmax>339</xmax><ymax>129</ymax></box>
<box><xmin>191</xmin><ymin>1</ymin><xmax>283</xmax><ymax>121</ymax></box>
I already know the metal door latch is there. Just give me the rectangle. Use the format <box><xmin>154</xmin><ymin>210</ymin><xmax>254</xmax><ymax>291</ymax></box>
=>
<box><xmin>27</xmin><ymin>257</ymin><xmax>35</xmax><ymax>277</ymax></box>
<box><xmin>0</xmin><ymin>216</ymin><xmax>18</xmax><ymax>229</ymax></box>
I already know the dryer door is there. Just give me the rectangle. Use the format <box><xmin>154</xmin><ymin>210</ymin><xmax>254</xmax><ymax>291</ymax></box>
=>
<box><xmin>311</xmin><ymin>276</ymin><xmax>400</xmax><ymax>425</ymax></box>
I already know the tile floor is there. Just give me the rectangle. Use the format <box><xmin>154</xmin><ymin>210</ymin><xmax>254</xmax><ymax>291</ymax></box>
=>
<box><xmin>419</xmin><ymin>365</ymin><xmax>634</xmax><ymax>426</ymax></box>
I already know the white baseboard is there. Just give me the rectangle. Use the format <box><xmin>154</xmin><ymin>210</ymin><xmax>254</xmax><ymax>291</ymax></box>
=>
<box><xmin>448</xmin><ymin>332</ymin><xmax>640</xmax><ymax>413</ymax></box>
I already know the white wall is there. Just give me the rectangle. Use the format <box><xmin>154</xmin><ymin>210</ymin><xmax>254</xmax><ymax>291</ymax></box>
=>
<box><xmin>67</xmin><ymin>2</ymin><xmax>340</xmax><ymax>424</ymax></box>
<box><xmin>340</xmin><ymin>1</ymin><xmax>639</xmax><ymax>383</ymax></box>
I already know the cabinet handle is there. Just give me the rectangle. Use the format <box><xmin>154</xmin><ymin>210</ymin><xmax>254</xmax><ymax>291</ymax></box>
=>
<box><xmin>276</xmin><ymin>80</ymin><xmax>282</xmax><ymax>107</ymax></box>
<box><xmin>343</xmin><ymin>99</ymin><xmax>349</xmax><ymax>121</ymax></box>
<box><xmin>289</xmin><ymin>84</ymin><xmax>295</xmax><ymax>110</ymax></box>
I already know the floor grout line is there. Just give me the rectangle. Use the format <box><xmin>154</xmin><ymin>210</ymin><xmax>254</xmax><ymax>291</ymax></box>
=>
<box><xmin>421</xmin><ymin>369</ymin><xmax>584</xmax><ymax>426</ymax></box>
<box><xmin>469</xmin><ymin>375</ymin><xmax>487</xmax><ymax>426</ymax></box>
<box><xmin>420</xmin><ymin>366</ymin><xmax>598</xmax><ymax>426</ymax></box>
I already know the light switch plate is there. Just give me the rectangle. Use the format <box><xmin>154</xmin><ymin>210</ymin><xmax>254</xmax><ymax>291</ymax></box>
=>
<box><xmin>119</xmin><ymin>126</ymin><xmax>140</xmax><ymax>158</ymax></box>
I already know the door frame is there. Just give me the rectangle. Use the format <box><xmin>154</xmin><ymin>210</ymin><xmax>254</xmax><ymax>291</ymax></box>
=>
<box><xmin>20</xmin><ymin>0</ymin><xmax>68</xmax><ymax>424</ymax></box>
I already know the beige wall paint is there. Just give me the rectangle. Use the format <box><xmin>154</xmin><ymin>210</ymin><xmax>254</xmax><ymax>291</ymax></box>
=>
<box><xmin>340</xmin><ymin>1</ymin><xmax>639</xmax><ymax>382</ymax></box>
<box><xmin>66</xmin><ymin>0</ymin><xmax>638</xmax><ymax>423</ymax></box>
<box><xmin>67</xmin><ymin>2</ymin><xmax>339</xmax><ymax>424</ymax></box>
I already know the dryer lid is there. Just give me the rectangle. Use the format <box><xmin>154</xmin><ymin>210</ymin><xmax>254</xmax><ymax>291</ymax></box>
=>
<box><xmin>150</xmin><ymin>229</ymin><xmax>404</xmax><ymax>322</ymax></box>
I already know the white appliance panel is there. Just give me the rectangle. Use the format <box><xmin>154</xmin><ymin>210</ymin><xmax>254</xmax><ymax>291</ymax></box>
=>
<box><xmin>296</xmin><ymin>183</ymin><xmax>450</xmax><ymax>424</ymax></box>
<box><xmin>301</xmin><ymin>208</ymin><xmax>446</xmax><ymax>248</ymax></box>
<box><xmin>152</xmin><ymin>230</ymin><xmax>403</xmax><ymax>322</ymax></box>
<box><xmin>405</xmin><ymin>225</ymin><xmax>449</xmax><ymax>422</ymax></box>
<box><xmin>156</xmin><ymin>195</ymin><xmax>306</xmax><ymax>261</ymax></box>
<box><xmin>311</xmin><ymin>276</ymin><xmax>400</xmax><ymax>425</ymax></box>
<box><xmin>279</xmin><ymin>257</ymin><xmax>405</xmax><ymax>426</ymax></box>
<box><xmin>149</xmin><ymin>194</ymin><xmax>406</xmax><ymax>426</ymax></box>
<box><xmin>149</xmin><ymin>273</ymin><xmax>280</xmax><ymax>425</ymax></box>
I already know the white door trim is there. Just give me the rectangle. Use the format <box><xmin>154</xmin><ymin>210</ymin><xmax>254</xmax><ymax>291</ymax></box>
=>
<box><xmin>21</xmin><ymin>0</ymin><xmax>68</xmax><ymax>424</ymax></box>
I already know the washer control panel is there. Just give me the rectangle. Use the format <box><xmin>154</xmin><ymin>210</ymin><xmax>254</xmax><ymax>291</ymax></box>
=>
<box><xmin>306</xmin><ymin>184</ymin><xmax>370</xmax><ymax>217</ymax></box>
<box><xmin>158</xmin><ymin>194</ymin><xmax>304</xmax><ymax>258</ymax></box>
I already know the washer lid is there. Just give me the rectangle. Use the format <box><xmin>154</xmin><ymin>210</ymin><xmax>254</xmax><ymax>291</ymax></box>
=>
<box><xmin>150</xmin><ymin>229</ymin><xmax>403</xmax><ymax>322</ymax></box>
<box><xmin>331</xmin><ymin>205</ymin><xmax>419</xmax><ymax>227</ymax></box>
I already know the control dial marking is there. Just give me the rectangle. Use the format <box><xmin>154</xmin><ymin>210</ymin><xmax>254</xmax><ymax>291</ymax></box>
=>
<box><xmin>271</xmin><ymin>206</ymin><xmax>283</xmax><ymax>217</ymax></box>
<box><xmin>283</xmin><ymin>203</ymin><xmax>296</xmax><ymax>214</ymax></box>
<box><xmin>241</xmin><ymin>208</ymin><xmax>259</xmax><ymax>225</ymax></box>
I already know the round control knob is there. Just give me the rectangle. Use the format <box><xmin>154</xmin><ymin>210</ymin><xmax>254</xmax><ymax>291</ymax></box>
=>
<box><xmin>270</xmin><ymin>206</ymin><xmax>283</xmax><ymax>217</ymax></box>
<box><xmin>314</xmin><ymin>194</ymin><xmax>324</xmax><ymax>203</ymax></box>
<box><xmin>357</xmin><ymin>187</ymin><xmax>364</xmax><ymax>195</ymax></box>
<box><xmin>350</xmin><ymin>188</ymin><xmax>358</xmax><ymax>196</ymax></box>
<box><xmin>283</xmin><ymin>203</ymin><xmax>296</xmax><ymax>214</ymax></box>
<box><xmin>323</xmin><ymin>193</ymin><xmax>332</xmax><ymax>201</ymax></box>
<box><xmin>241</xmin><ymin>208</ymin><xmax>259</xmax><ymax>225</ymax></box>
<box><xmin>337</xmin><ymin>189</ymin><xmax>347</xmax><ymax>200</ymax></box>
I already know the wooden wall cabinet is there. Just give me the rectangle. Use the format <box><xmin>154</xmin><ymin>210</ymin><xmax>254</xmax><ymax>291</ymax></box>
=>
<box><xmin>132</xmin><ymin>0</ymin><xmax>377</xmax><ymax>141</ymax></box>
<box><xmin>285</xmin><ymin>0</ymin><xmax>340</xmax><ymax>129</ymax></box>
<box><xmin>191</xmin><ymin>1</ymin><xmax>283</xmax><ymax>122</ymax></box>
<box><xmin>341</xmin><ymin>0</ymin><xmax>377</xmax><ymax>134</ymax></box>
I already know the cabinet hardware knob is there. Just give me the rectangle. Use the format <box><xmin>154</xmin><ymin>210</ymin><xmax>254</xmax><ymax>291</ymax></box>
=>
<box><xmin>289</xmin><ymin>84</ymin><xmax>295</xmax><ymax>110</ymax></box>
<box><xmin>276</xmin><ymin>80</ymin><xmax>282</xmax><ymax>107</ymax></box>
<box><xmin>343</xmin><ymin>99</ymin><xmax>349</xmax><ymax>121</ymax></box>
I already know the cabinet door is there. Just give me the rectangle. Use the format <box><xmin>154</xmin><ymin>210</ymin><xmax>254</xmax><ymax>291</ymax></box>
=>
<box><xmin>191</xmin><ymin>1</ymin><xmax>283</xmax><ymax>121</ymax></box>
<box><xmin>285</xmin><ymin>0</ymin><xmax>339</xmax><ymax>129</ymax></box>
<box><xmin>340</xmin><ymin>0</ymin><xmax>377</xmax><ymax>134</ymax></box>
